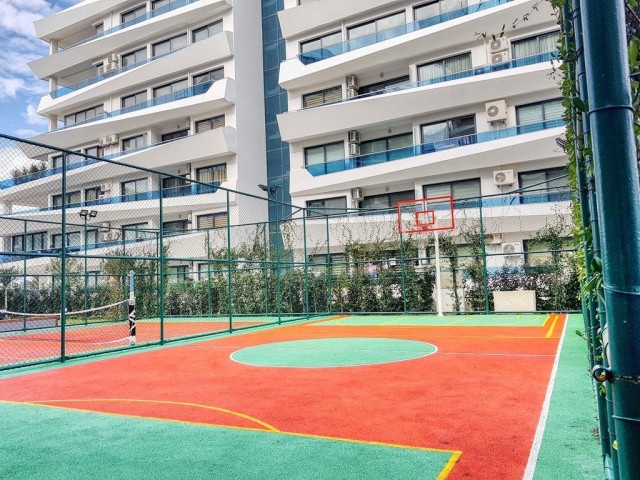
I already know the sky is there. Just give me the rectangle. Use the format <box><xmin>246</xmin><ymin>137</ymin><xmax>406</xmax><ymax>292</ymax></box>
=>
<box><xmin>0</xmin><ymin>0</ymin><xmax>78</xmax><ymax>139</ymax></box>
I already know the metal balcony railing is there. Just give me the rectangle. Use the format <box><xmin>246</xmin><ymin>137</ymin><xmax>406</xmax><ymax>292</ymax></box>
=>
<box><xmin>306</xmin><ymin>119</ymin><xmax>565</xmax><ymax>176</ymax></box>
<box><xmin>298</xmin><ymin>0</ymin><xmax>514</xmax><ymax>65</ymax></box>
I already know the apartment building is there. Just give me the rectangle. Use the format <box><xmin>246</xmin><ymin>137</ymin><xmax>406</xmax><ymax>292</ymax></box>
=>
<box><xmin>0</xmin><ymin>0</ymin><xmax>267</xmax><ymax>273</ymax></box>
<box><xmin>276</xmin><ymin>0</ymin><xmax>570</xmax><ymax>264</ymax></box>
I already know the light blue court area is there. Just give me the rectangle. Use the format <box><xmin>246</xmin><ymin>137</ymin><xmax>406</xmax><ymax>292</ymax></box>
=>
<box><xmin>313</xmin><ymin>314</ymin><xmax>549</xmax><ymax>327</ymax></box>
<box><xmin>230</xmin><ymin>338</ymin><xmax>437</xmax><ymax>368</ymax></box>
<box><xmin>0</xmin><ymin>402</ymin><xmax>455</xmax><ymax>480</ymax></box>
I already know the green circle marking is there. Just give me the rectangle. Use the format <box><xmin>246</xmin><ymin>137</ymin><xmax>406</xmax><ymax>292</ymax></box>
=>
<box><xmin>230</xmin><ymin>338</ymin><xmax>437</xmax><ymax>368</ymax></box>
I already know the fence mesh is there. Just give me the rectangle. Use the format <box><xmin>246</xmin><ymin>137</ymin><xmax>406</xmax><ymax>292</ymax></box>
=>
<box><xmin>0</xmin><ymin>133</ymin><xmax>579</xmax><ymax>369</ymax></box>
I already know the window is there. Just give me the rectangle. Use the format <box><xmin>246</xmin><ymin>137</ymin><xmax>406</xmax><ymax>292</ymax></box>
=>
<box><xmin>12</xmin><ymin>232</ymin><xmax>46</xmax><ymax>252</ymax></box>
<box><xmin>523</xmin><ymin>237</ymin><xmax>573</xmax><ymax>266</ymax></box>
<box><xmin>306</xmin><ymin>197</ymin><xmax>348</xmax><ymax>217</ymax></box>
<box><xmin>87</xmin><ymin>271</ymin><xmax>101</xmax><ymax>287</ymax></box>
<box><xmin>153</xmin><ymin>78</ymin><xmax>188</xmax><ymax>98</ymax></box>
<box><xmin>121</xmin><ymin>4</ymin><xmax>146</xmax><ymax>24</ymax></box>
<box><xmin>197</xmin><ymin>263</ymin><xmax>210</xmax><ymax>281</ymax></box>
<box><xmin>84</xmin><ymin>146</ymin><xmax>104</xmax><ymax>158</ymax></box>
<box><xmin>300</xmin><ymin>31</ymin><xmax>342</xmax><ymax>54</ymax></box>
<box><xmin>95</xmin><ymin>23</ymin><xmax>104</xmax><ymax>35</ymax></box>
<box><xmin>85</xmin><ymin>229</ymin><xmax>99</xmax><ymax>247</ymax></box>
<box><xmin>197</xmin><ymin>213</ymin><xmax>228</xmax><ymax>229</ymax></box>
<box><xmin>197</xmin><ymin>164</ymin><xmax>227</xmax><ymax>183</ymax></box>
<box><xmin>360</xmin><ymin>190</ymin><xmax>415</xmax><ymax>210</ymax></box>
<box><xmin>303</xmin><ymin>86</ymin><xmax>342</xmax><ymax>108</ymax></box>
<box><xmin>414</xmin><ymin>0</ymin><xmax>467</xmax><ymax>20</ymax></box>
<box><xmin>163</xmin><ymin>220</ymin><xmax>188</xmax><ymax>235</ymax></box>
<box><xmin>308</xmin><ymin>253</ymin><xmax>347</xmax><ymax>274</ymax></box>
<box><xmin>418</xmin><ymin>53</ymin><xmax>471</xmax><ymax>82</ymax></box>
<box><xmin>304</xmin><ymin>142</ymin><xmax>344</xmax><ymax>167</ymax></box>
<box><xmin>122</xmin><ymin>47</ymin><xmax>147</xmax><ymax>67</ymax></box>
<box><xmin>152</xmin><ymin>33</ymin><xmax>188</xmax><ymax>56</ymax></box>
<box><xmin>152</xmin><ymin>0</ymin><xmax>170</xmax><ymax>10</ymax></box>
<box><xmin>512</xmin><ymin>31</ymin><xmax>560</xmax><ymax>58</ymax></box>
<box><xmin>52</xmin><ymin>155</ymin><xmax>64</xmax><ymax>169</ymax></box>
<box><xmin>161</xmin><ymin>129</ymin><xmax>189</xmax><ymax>142</ymax></box>
<box><xmin>169</xmin><ymin>265</ymin><xmax>190</xmax><ymax>283</ymax></box>
<box><xmin>121</xmin><ymin>178</ymin><xmax>148</xmax><ymax>197</ymax></box>
<box><xmin>195</xmin><ymin>115</ymin><xmax>225</xmax><ymax>133</ymax></box>
<box><xmin>52</xmin><ymin>232</ymin><xmax>81</xmax><ymax>249</ymax></box>
<box><xmin>421</xmin><ymin>115</ymin><xmax>476</xmax><ymax>151</ymax></box>
<box><xmin>423</xmin><ymin>179</ymin><xmax>481</xmax><ymax>205</ymax></box>
<box><xmin>192</xmin><ymin>21</ymin><xmax>223</xmax><ymax>42</ymax></box>
<box><xmin>516</xmin><ymin>99</ymin><xmax>563</xmax><ymax>129</ymax></box>
<box><xmin>358</xmin><ymin>76</ymin><xmax>410</xmax><ymax>96</ymax></box>
<box><xmin>85</xmin><ymin>187</ymin><xmax>101</xmax><ymax>202</ymax></box>
<box><xmin>162</xmin><ymin>175</ymin><xmax>188</xmax><ymax>190</ymax></box>
<box><xmin>193</xmin><ymin>68</ymin><xmax>224</xmax><ymax>86</ymax></box>
<box><xmin>519</xmin><ymin>167</ymin><xmax>569</xmax><ymax>204</ymax></box>
<box><xmin>122</xmin><ymin>134</ymin><xmax>146</xmax><ymax>151</ymax></box>
<box><xmin>53</xmin><ymin>191</ymin><xmax>81</xmax><ymax>207</ymax></box>
<box><xmin>64</xmin><ymin>105</ymin><xmax>104</xmax><ymax>127</ymax></box>
<box><xmin>347</xmin><ymin>11</ymin><xmax>406</xmax><ymax>41</ymax></box>
<box><xmin>122</xmin><ymin>223</ymin><xmax>149</xmax><ymax>242</ymax></box>
<box><xmin>122</xmin><ymin>90</ymin><xmax>147</xmax><ymax>109</ymax></box>
<box><xmin>361</xmin><ymin>133</ymin><xmax>413</xmax><ymax>156</ymax></box>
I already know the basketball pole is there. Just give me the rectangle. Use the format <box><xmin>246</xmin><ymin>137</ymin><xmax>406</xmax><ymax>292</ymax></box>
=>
<box><xmin>128</xmin><ymin>270</ymin><xmax>136</xmax><ymax>346</ymax></box>
<box><xmin>434</xmin><ymin>230</ymin><xmax>444</xmax><ymax>317</ymax></box>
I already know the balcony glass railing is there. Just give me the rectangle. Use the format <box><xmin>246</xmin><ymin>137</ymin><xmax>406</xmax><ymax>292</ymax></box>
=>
<box><xmin>299</xmin><ymin>0</ymin><xmax>513</xmax><ymax>65</ymax></box>
<box><xmin>51</xmin><ymin>49</ymin><xmax>182</xmax><ymax>99</ymax></box>
<box><xmin>306</xmin><ymin>119</ymin><xmax>565</xmax><ymax>176</ymax></box>
<box><xmin>58</xmin><ymin>81</ymin><xmax>213</xmax><ymax>130</ymax></box>
<box><xmin>300</xmin><ymin>51</ymin><xmax>557</xmax><ymax>110</ymax></box>
<box><xmin>15</xmin><ymin>182</ymin><xmax>221</xmax><ymax>215</ymax></box>
<box><xmin>61</xmin><ymin>0</ymin><xmax>199</xmax><ymax>51</ymax></box>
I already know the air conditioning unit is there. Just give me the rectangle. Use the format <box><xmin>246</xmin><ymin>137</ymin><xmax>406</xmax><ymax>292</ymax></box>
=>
<box><xmin>100</xmin><ymin>62</ymin><xmax>118</xmax><ymax>74</ymax></box>
<box><xmin>187</xmin><ymin>213</ymin><xmax>193</xmax><ymax>223</ymax></box>
<box><xmin>106</xmin><ymin>53</ymin><xmax>118</xmax><ymax>64</ymax></box>
<box><xmin>502</xmin><ymin>242</ymin><xmax>522</xmax><ymax>255</ymax></box>
<box><xmin>351</xmin><ymin>187</ymin><xmax>364</xmax><ymax>201</ymax></box>
<box><xmin>493</xmin><ymin>169</ymin><xmax>515</xmax><ymax>186</ymax></box>
<box><xmin>185</xmin><ymin>163</ymin><xmax>192</xmax><ymax>175</ymax></box>
<box><xmin>100</xmin><ymin>183</ymin><xmax>112</xmax><ymax>193</ymax></box>
<box><xmin>98</xmin><ymin>137</ymin><xmax>108</xmax><ymax>147</ymax></box>
<box><xmin>489</xmin><ymin>37</ymin><xmax>508</xmax><ymax>53</ymax></box>
<box><xmin>98</xmin><ymin>66</ymin><xmax>107</xmax><ymax>75</ymax></box>
<box><xmin>346</xmin><ymin>75</ymin><xmax>358</xmax><ymax>89</ymax></box>
<box><xmin>348</xmin><ymin>130</ymin><xmax>361</xmax><ymax>144</ymax></box>
<box><xmin>346</xmin><ymin>87</ymin><xmax>358</xmax><ymax>99</ymax></box>
<box><xmin>486</xmin><ymin>100</ymin><xmax>508</xmax><ymax>122</ymax></box>
<box><xmin>349</xmin><ymin>143</ymin><xmax>361</xmax><ymax>156</ymax></box>
<box><xmin>485</xmin><ymin>233</ymin><xmax>503</xmax><ymax>244</ymax></box>
<box><xmin>491</xmin><ymin>51</ymin><xmax>509</xmax><ymax>64</ymax></box>
<box><xmin>105</xmin><ymin>134</ymin><xmax>118</xmax><ymax>145</ymax></box>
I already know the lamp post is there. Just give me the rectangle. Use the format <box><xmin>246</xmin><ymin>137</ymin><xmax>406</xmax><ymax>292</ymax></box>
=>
<box><xmin>79</xmin><ymin>209</ymin><xmax>97</xmax><ymax>325</ymax></box>
<box><xmin>258</xmin><ymin>184</ymin><xmax>282</xmax><ymax>324</ymax></box>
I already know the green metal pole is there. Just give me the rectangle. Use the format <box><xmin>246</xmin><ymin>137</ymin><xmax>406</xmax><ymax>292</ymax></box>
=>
<box><xmin>478</xmin><ymin>198</ymin><xmax>490</xmax><ymax>313</ymax></box>
<box><xmin>581</xmin><ymin>1</ymin><xmax>640</xmax><ymax>477</ymax></box>
<box><xmin>206</xmin><ymin>228</ymin><xmax>212</xmax><ymax>317</ymax></box>
<box><xmin>226</xmin><ymin>190</ymin><xmax>233</xmax><ymax>332</ymax></box>
<box><xmin>326</xmin><ymin>215</ymin><xmax>332</xmax><ymax>314</ymax></box>
<box><xmin>568</xmin><ymin>0</ymin><xmax>612</xmax><ymax>470</ymax></box>
<box><xmin>275</xmin><ymin>193</ymin><xmax>282</xmax><ymax>324</ymax></box>
<box><xmin>399</xmin><ymin>231</ymin><xmax>408</xmax><ymax>315</ymax></box>
<box><xmin>303</xmin><ymin>212</ymin><xmax>310</xmax><ymax>319</ymax></box>
<box><xmin>83</xmin><ymin>216</ymin><xmax>88</xmax><ymax>326</ymax></box>
<box><xmin>263</xmin><ymin>224</ymin><xmax>269</xmax><ymax>318</ymax></box>
<box><xmin>22</xmin><ymin>220</ymin><xmax>27</xmax><ymax>331</ymax></box>
<box><xmin>60</xmin><ymin>153</ymin><xmax>68</xmax><ymax>362</ymax></box>
<box><xmin>158</xmin><ymin>174</ymin><xmax>165</xmax><ymax>344</ymax></box>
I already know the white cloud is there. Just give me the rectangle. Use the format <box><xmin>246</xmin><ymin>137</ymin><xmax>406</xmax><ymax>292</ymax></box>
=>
<box><xmin>23</xmin><ymin>104</ymin><xmax>48</xmax><ymax>126</ymax></box>
<box><xmin>14</xmin><ymin>128</ymin><xmax>41</xmax><ymax>138</ymax></box>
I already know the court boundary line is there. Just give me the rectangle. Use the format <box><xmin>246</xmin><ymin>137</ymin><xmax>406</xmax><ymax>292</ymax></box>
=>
<box><xmin>0</xmin><ymin>398</ymin><xmax>462</xmax><ymax>479</ymax></box>
<box><xmin>309</xmin><ymin>313</ymin><xmax>552</xmax><ymax>328</ymax></box>
<box><xmin>522</xmin><ymin>314</ymin><xmax>568</xmax><ymax>479</ymax></box>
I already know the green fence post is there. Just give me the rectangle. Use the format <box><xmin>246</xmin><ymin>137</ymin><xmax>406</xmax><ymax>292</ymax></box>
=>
<box><xmin>158</xmin><ymin>174</ymin><xmax>165</xmax><ymax>344</ymax></box>
<box><xmin>326</xmin><ymin>215</ymin><xmax>332</xmax><ymax>314</ymax></box>
<box><xmin>22</xmin><ymin>220</ymin><xmax>27</xmax><ymax>331</ymax></box>
<box><xmin>303</xmin><ymin>211</ymin><xmax>310</xmax><ymax>319</ymax></box>
<box><xmin>263</xmin><ymin>223</ymin><xmax>269</xmax><ymax>318</ymax></box>
<box><xmin>206</xmin><ymin>228</ymin><xmax>212</xmax><ymax>317</ymax></box>
<box><xmin>478</xmin><ymin>197</ymin><xmax>490</xmax><ymax>314</ymax></box>
<box><xmin>399</xmin><ymin>231</ymin><xmax>408</xmax><ymax>315</ymax></box>
<box><xmin>60</xmin><ymin>153</ymin><xmax>68</xmax><ymax>362</ymax></box>
<box><xmin>581</xmin><ymin>1</ymin><xmax>640</xmax><ymax>477</ymax></box>
<box><xmin>226</xmin><ymin>190</ymin><xmax>233</xmax><ymax>332</ymax></box>
<box><xmin>83</xmin><ymin>215</ymin><xmax>88</xmax><ymax>325</ymax></box>
<box><xmin>275</xmin><ymin>196</ymin><xmax>282</xmax><ymax>325</ymax></box>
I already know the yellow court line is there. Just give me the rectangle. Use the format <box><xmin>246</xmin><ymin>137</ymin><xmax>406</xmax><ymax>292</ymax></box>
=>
<box><xmin>444</xmin><ymin>316</ymin><xmax>471</xmax><ymax>326</ymax></box>
<box><xmin>541</xmin><ymin>314</ymin><xmax>552</xmax><ymax>328</ymax></box>
<box><xmin>26</xmin><ymin>398</ymin><xmax>280</xmax><ymax>432</ymax></box>
<box><xmin>1</xmin><ymin>398</ymin><xmax>462</xmax><ymax>477</ymax></box>
<box><xmin>545</xmin><ymin>314</ymin><xmax>561</xmax><ymax>338</ymax></box>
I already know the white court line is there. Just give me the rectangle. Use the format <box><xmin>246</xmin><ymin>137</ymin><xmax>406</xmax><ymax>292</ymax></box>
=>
<box><xmin>522</xmin><ymin>315</ymin><xmax>568</xmax><ymax>480</ymax></box>
<box><xmin>439</xmin><ymin>352</ymin><xmax>555</xmax><ymax>358</ymax></box>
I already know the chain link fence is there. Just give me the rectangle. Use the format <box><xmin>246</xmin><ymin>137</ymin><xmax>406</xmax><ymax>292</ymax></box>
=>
<box><xmin>0</xmin><ymin>133</ymin><xmax>579</xmax><ymax>370</ymax></box>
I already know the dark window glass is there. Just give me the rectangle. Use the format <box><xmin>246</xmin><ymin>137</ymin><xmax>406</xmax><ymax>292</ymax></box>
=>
<box><xmin>193</xmin><ymin>67</ymin><xmax>224</xmax><ymax>85</ymax></box>
<box><xmin>195</xmin><ymin>115</ymin><xmax>225</xmax><ymax>133</ymax></box>
<box><xmin>519</xmin><ymin>167</ymin><xmax>569</xmax><ymax>203</ymax></box>
<box><xmin>360</xmin><ymin>190</ymin><xmax>414</xmax><ymax>210</ymax></box>
<box><xmin>152</xmin><ymin>33</ymin><xmax>188</xmax><ymax>56</ymax></box>
<box><xmin>153</xmin><ymin>78</ymin><xmax>188</xmax><ymax>98</ymax></box>
<box><xmin>84</xmin><ymin>146</ymin><xmax>104</xmax><ymax>157</ymax></box>
<box><xmin>300</xmin><ymin>31</ymin><xmax>341</xmax><ymax>54</ymax></box>
<box><xmin>53</xmin><ymin>191</ymin><xmax>81</xmax><ymax>207</ymax></box>
<box><xmin>152</xmin><ymin>0</ymin><xmax>170</xmax><ymax>10</ymax></box>
<box><xmin>12</xmin><ymin>232</ymin><xmax>46</xmax><ymax>252</ymax></box>
<box><xmin>347</xmin><ymin>11</ymin><xmax>406</xmax><ymax>40</ymax></box>
<box><xmin>122</xmin><ymin>134</ymin><xmax>146</xmax><ymax>151</ymax></box>
<box><xmin>197</xmin><ymin>213</ymin><xmax>228</xmax><ymax>229</ymax></box>
<box><xmin>122</xmin><ymin>47</ymin><xmax>147</xmax><ymax>66</ymax></box>
<box><xmin>162</xmin><ymin>175</ymin><xmax>188</xmax><ymax>189</ymax></box>
<box><xmin>303</xmin><ymin>86</ymin><xmax>342</xmax><ymax>108</ymax></box>
<box><xmin>418</xmin><ymin>53</ymin><xmax>471</xmax><ymax>82</ymax></box>
<box><xmin>304</xmin><ymin>142</ymin><xmax>344</xmax><ymax>166</ymax></box>
<box><xmin>516</xmin><ymin>99</ymin><xmax>563</xmax><ymax>125</ymax></box>
<box><xmin>122</xmin><ymin>223</ymin><xmax>149</xmax><ymax>241</ymax></box>
<box><xmin>196</xmin><ymin>164</ymin><xmax>226</xmax><ymax>183</ymax></box>
<box><xmin>423</xmin><ymin>178</ymin><xmax>481</xmax><ymax>205</ymax></box>
<box><xmin>64</xmin><ymin>105</ymin><xmax>104</xmax><ymax>126</ymax></box>
<box><xmin>121</xmin><ymin>178</ymin><xmax>148</xmax><ymax>196</ymax></box>
<box><xmin>306</xmin><ymin>197</ymin><xmax>348</xmax><ymax>217</ymax></box>
<box><xmin>192</xmin><ymin>21</ymin><xmax>223</xmax><ymax>42</ymax></box>
<box><xmin>85</xmin><ymin>187</ymin><xmax>101</xmax><ymax>202</ymax></box>
<box><xmin>163</xmin><ymin>220</ymin><xmax>189</xmax><ymax>235</ymax></box>
<box><xmin>414</xmin><ymin>0</ymin><xmax>467</xmax><ymax>20</ymax></box>
<box><xmin>358</xmin><ymin>76</ymin><xmax>410</xmax><ymax>96</ymax></box>
<box><xmin>121</xmin><ymin>4</ymin><xmax>146</xmax><ymax>24</ymax></box>
<box><xmin>161</xmin><ymin>129</ymin><xmax>189</xmax><ymax>142</ymax></box>
<box><xmin>512</xmin><ymin>31</ymin><xmax>560</xmax><ymax>58</ymax></box>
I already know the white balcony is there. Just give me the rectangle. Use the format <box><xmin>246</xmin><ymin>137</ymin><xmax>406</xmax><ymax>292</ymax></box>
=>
<box><xmin>279</xmin><ymin>0</ymin><xmax>551</xmax><ymax>91</ymax></box>
<box><xmin>29</xmin><ymin>0</ymin><xmax>232</xmax><ymax>80</ymax></box>
<box><xmin>38</xmin><ymin>31</ymin><xmax>234</xmax><ymax>116</ymax></box>
<box><xmin>279</xmin><ymin>60</ymin><xmax>557</xmax><ymax>143</ymax></box>
<box><xmin>29</xmin><ymin>78</ymin><xmax>235</xmax><ymax>148</ymax></box>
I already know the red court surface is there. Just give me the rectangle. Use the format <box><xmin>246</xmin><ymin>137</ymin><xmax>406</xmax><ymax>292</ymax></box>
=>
<box><xmin>0</xmin><ymin>314</ymin><xmax>566</xmax><ymax>479</ymax></box>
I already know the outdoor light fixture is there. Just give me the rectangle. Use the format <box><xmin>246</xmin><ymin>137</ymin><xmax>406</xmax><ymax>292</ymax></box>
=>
<box><xmin>555</xmin><ymin>137</ymin><xmax>567</xmax><ymax>149</ymax></box>
<box><xmin>258</xmin><ymin>184</ymin><xmax>279</xmax><ymax>196</ymax></box>
<box><xmin>79</xmin><ymin>209</ymin><xmax>98</xmax><ymax>219</ymax></box>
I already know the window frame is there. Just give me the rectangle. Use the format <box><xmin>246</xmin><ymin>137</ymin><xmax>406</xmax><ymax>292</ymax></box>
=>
<box><xmin>192</xmin><ymin>20</ymin><xmax>223</xmax><ymax>43</ymax></box>
<box><xmin>422</xmin><ymin>178</ymin><xmax>481</xmax><ymax>206</ymax></box>
<box><xmin>304</xmin><ymin>141</ymin><xmax>345</xmax><ymax>168</ymax></box>
<box><xmin>306</xmin><ymin>196</ymin><xmax>348</xmax><ymax>217</ymax></box>
<box><xmin>302</xmin><ymin>85</ymin><xmax>343</xmax><ymax>108</ymax></box>
<box><xmin>195</xmin><ymin>115</ymin><xmax>225</xmax><ymax>133</ymax></box>
<box><xmin>121</xmin><ymin>4</ymin><xmax>146</xmax><ymax>24</ymax></box>
<box><xmin>196</xmin><ymin>213</ymin><xmax>228</xmax><ymax>229</ymax></box>
<box><xmin>300</xmin><ymin>30</ymin><xmax>342</xmax><ymax>54</ymax></box>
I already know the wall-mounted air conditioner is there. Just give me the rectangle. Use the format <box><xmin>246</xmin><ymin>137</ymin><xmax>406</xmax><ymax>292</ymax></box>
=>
<box><xmin>485</xmin><ymin>100</ymin><xmax>507</xmax><ymax>122</ymax></box>
<box><xmin>185</xmin><ymin>163</ymin><xmax>192</xmax><ymax>175</ymax></box>
<box><xmin>187</xmin><ymin>213</ymin><xmax>193</xmax><ymax>223</ymax></box>
<box><xmin>485</xmin><ymin>233</ymin><xmax>503</xmax><ymax>244</ymax></box>
<box><xmin>100</xmin><ymin>183</ymin><xmax>112</xmax><ymax>193</ymax></box>
<box><xmin>491</xmin><ymin>51</ymin><xmax>509</xmax><ymax>64</ymax></box>
<box><xmin>346</xmin><ymin>87</ymin><xmax>358</xmax><ymax>99</ymax></box>
<box><xmin>351</xmin><ymin>187</ymin><xmax>364</xmax><ymax>201</ymax></box>
<box><xmin>502</xmin><ymin>242</ymin><xmax>522</xmax><ymax>255</ymax></box>
<box><xmin>348</xmin><ymin>130</ymin><xmax>361</xmax><ymax>144</ymax></box>
<box><xmin>489</xmin><ymin>37</ymin><xmax>508</xmax><ymax>53</ymax></box>
<box><xmin>493</xmin><ymin>169</ymin><xmax>515</xmax><ymax>186</ymax></box>
<box><xmin>349</xmin><ymin>143</ymin><xmax>361</xmax><ymax>156</ymax></box>
<box><xmin>106</xmin><ymin>53</ymin><xmax>119</xmax><ymax>64</ymax></box>
<box><xmin>346</xmin><ymin>75</ymin><xmax>358</xmax><ymax>89</ymax></box>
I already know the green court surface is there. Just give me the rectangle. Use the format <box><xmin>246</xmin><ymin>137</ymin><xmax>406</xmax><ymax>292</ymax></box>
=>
<box><xmin>230</xmin><ymin>338</ymin><xmax>437</xmax><ymax>367</ymax></box>
<box><xmin>0</xmin><ymin>402</ymin><xmax>454</xmax><ymax>480</ymax></box>
<box><xmin>312</xmin><ymin>313</ymin><xmax>548</xmax><ymax>327</ymax></box>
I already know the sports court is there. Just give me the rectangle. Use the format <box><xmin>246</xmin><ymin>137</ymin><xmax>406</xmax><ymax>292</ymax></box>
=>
<box><xmin>0</xmin><ymin>311</ymin><xmax>598</xmax><ymax>480</ymax></box>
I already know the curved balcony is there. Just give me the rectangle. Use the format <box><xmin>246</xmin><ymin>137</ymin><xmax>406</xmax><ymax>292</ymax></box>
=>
<box><xmin>298</xmin><ymin>0</ymin><xmax>513</xmax><ymax>65</ymax></box>
<box><xmin>306</xmin><ymin>119</ymin><xmax>564</xmax><ymax>176</ymax></box>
